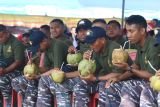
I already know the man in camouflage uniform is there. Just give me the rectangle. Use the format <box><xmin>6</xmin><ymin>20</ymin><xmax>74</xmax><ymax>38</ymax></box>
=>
<box><xmin>139</xmin><ymin>29</ymin><xmax>160</xmax><ymax>107</ymax></box>
<box><xmin>101</xmin><ymin>15</ymin><xmax>160</xmax><ymax>107</ymax></box>
<box><xmin>12</xmin><ymin>31</ymin><xmax>47</xmax><ymax>107</ymax></box>
<box><xmin>0</xmin><ymin>24</ymin><xmax>25</xmax><ymax>106</ymax></box>
<box><xmin>35</xmin><ymin>31</ymin><xmax>71</xmax><ymax>107</ymax></box>
<box><xmin>73</xmin><ymin>27</ymin><xmax>131</xmax><ymax>107</ymax></box>
<box><xmin>36</xmin><ymin>19</ymin><xmax>92</xmax><ymax>107</ymax></box>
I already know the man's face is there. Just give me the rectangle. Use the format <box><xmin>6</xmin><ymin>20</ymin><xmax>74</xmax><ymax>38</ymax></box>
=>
<box><xmin>90</xmin><ymin>38</ymin><xmax>104</xmax><ymax>53</ymax></box>
<box><xmin>76</xmin><ymin>29</ymin><xmax>88</xmax><ymax>42</ymax></box>
<box><xmin>92</xmin><ymin>22</ymin><xmax>106</xmax><ymax>30</ymax></box>
<box><xmin>126</xmin><ymin>24</ymin><xmax>144</xmax><ymax>44</ymax></box>
<box><xmin>0</xmin><ymin>31</ymin><xmax>9</xmax><ymax>43</ymax></box>
<box><xmin>107</xmin><ymin>23</ymin><xmax>121</xmax><ymax>38</ymax></box>
<box><xmin>40</xmin><ymin>38</ymin><xmax>49</xmax><ymax>51</ymax></box>
<box><xmin>50</xmin><ymin>22</ymin><xmax>64</xmax><ymax>38</ymax></box>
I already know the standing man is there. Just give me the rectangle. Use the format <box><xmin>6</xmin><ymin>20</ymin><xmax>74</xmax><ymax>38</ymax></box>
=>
<box><xmin>0</xmin><ymin>24</ymin><xmax>25</xmax><ymax>106</ymax></box>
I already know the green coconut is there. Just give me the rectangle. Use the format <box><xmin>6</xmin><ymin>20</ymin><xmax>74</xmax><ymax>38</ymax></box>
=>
<box><xmin>67</xmin><ymin>53</ymin><xmax>82</xmax><ymax>65</ymax></box>
<box><xmin>150</xmin><ymin>75</ymin><xmax>160</xmax><ymax>91</ymax></box>
<box><xmin>78</xmin><ymin>59</ymin><xmax>96</xmax><ymax>77</ymax></box>
<box><xmin>51</xmin><ymin>70</ymin><xmax>65</xmax><ymax>83</ymax></box>
<box><xmin>23</xmin><ymin>63</ymin><xmax>38</xmax><ymax>76</ymax></box>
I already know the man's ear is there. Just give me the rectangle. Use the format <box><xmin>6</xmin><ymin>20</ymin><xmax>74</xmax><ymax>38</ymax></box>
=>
<box><xmin>140</xmin><ymin>28</ymin><xmax>146</xmax><ymax>35</ymax></box>
<box><xmin>100</xmin><ymin>37</ymin><xmax>106</xmax><ymax>44</ymax></box>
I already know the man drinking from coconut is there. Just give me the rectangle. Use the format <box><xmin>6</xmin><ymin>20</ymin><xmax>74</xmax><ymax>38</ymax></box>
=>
<box><xmin>35</xmin><ymin>28</ymin><xmax>75</xmax><ymax>106</ymax></box>
<box><xmin>12</xmin><ymin>30</ymin><xmax>46</xmax><ymax>107</ymax></box>
<box><xmin>68</xmin><ymin>18</ymin><xmax>92</xmax><ymax>54</ymax></box>
<box><xmin>0</xmin><ymin>24</ymin><xmax>25</xmax><ymax>106</ymax></box>
<box><xmin>73</xmin><ymin>26</ymin><xmax>132</xmax><ymax>107</ymax></box>
<box><xmin>68</xmin><ymin>19</ymin><xmax>92</xmax><ymax>73</ymax></box>
<box><xmin>48</xmin><ymin>18</ymin><xmax>93</xmax><ymax>107</ymax></box>
<box><xmin>138</xmin><ymin>31</ymin><xmax>160</xmax><ymax>106</ymax></box>
<box><xmin>103</xmin><ymin>15</ymin><xmax>160</xmax><ymax>107</ymax></box>
<box><xmin>37</xmin><ymin>19</ymin><xmax>92</xmax><ymax>107</ymax></box>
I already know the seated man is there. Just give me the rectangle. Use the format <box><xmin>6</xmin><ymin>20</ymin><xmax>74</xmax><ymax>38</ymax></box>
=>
<box><xmin>103</xmin><ymin>15</ymin><xmax>160</xmax><ymax>107</ymax></box>
<box><xmin>12</xmin><ymin>31</ymin><xmax>46</xmax><ymax>107</ymax></box>
<box><xmin>73</xmin><ymin>26</ymin><xmax>132</xmax><ymax>107</ymax></box>
<box><xmin>0</xmin><ymin>24</ymin><xmax>25</xmax><ymax>106</ymax></box>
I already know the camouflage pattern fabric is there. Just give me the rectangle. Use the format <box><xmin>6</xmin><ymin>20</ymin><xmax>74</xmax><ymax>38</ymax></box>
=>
<box><xmin>119</xmin><ymin>79</ymin><xmax>149</xmax><ymax>107</ymax></box>
<box><xmin>140</xmin><ymin>85</ymin><xmax>158</xmax><ymax>107</ymax></box>
<box><xmin>0</xmin><ymin>70</ymin><xmax>21</xmax><ymax>106</ymax></box>
<box><xmin>36</xmin><ymin>76</ymin><xmax>80</xmax><ymax>107</ymax></box>
<box><xmin>12</xmin><ymin>75</ymin><xmax>38</xmax><ymax>107</ymax></box>
<box><xmin>74</xmin><ymin>80</ymin><xmax>106</xmax><ymax>107</ymax></box>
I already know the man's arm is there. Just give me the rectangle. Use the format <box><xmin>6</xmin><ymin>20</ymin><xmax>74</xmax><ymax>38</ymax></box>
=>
<box><xmin>98</xmin><ymin>73</ymin><xmax>122</xmax><ymax>81</ymax></box>
<box><xmin>132</xmin><ymin>69</ymin><xmax>153</xmax><ymax>80</ymax></box>
<box><xmin>65</xmin><ymin>71</ymin><xmax>79</xmax><ymax>78</ymax></box>
<box><xmin>4</xmin><ymin>60</ymin><xmax>22</xmax><ymax>73</ymax></box>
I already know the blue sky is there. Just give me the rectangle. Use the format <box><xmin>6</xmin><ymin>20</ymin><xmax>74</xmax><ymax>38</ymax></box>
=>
<box><xmin>0</xmin><ymin>0</ymin><xmax>160</xmax><ymax>19</ymax></box>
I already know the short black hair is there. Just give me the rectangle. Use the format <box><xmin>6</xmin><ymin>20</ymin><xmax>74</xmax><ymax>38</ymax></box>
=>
<box><xmin>108</xmin><ymin>20</ymin><xmax>121</xmax><ymax>29</ymax></box>
<box><xmin>152</xmin><ymin>19</ymin><xmax>159</xmax><ymax>27</ymax></box>
<box><xmin>152</xmin><ymin>19</ymin><xmax>159</xmax><ymax>23</ymax></box>
<box><xmin>0</xmin><ymin>24</ymin><xmax>7</xmax><ymax>32</ymax></box>
<box><xmin>50</xmin><ymin>19</ymin><xmax>64</xmax><ymax>26</ymax></box>
<box><xmin>125</xmin><ymin>15</ymin><xmax>147</xmax><ymax>29</ymax></box>
<box><xmin>92</xmin><ymin>19</ymin><xmax>107</xmax><ymax>24</ymax></box>
<box><xmin>40</xmin><ymin>25</ymin><xmax>50</xmax><ymax>31</ymax></box>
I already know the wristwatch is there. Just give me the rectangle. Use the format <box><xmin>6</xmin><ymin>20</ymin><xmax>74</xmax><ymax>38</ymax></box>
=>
<box><xmin>127</xmin><ymin>66</ymin><xmax>133</xmax><ymax>73</ymax></box>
